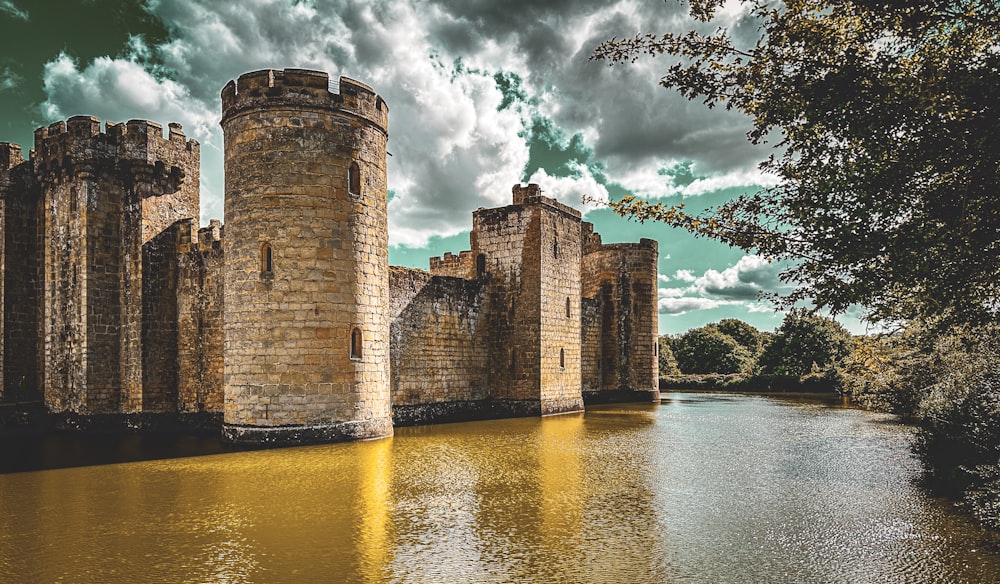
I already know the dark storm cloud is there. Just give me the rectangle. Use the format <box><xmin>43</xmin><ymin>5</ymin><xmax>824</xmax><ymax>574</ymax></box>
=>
<box><xmin>37</xmin><ymin>0</ymin><xmax>773</xmax><ymax>243</ymax></box>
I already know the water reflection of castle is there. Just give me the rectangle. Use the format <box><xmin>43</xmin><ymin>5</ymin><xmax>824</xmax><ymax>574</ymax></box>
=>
<box><xmin>0</xmin><ymin>68</ymin><xmax>658</xmax><ymax>444</ymax></box>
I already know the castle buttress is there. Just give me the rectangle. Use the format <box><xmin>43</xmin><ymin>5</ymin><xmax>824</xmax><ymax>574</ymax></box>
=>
<box><xmin>0</xmin><ymin>68</ymin><xmax>659</xmax><ymax>444</ymax></box>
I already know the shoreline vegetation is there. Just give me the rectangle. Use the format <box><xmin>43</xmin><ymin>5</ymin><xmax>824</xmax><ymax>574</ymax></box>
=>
<box><xmin>659</xmin><ymin>373</ymin><xmax>839</xmax><ymax>394</ymax></box>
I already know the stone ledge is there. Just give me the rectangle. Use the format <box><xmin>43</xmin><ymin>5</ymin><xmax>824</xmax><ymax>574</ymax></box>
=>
<box><xmin>222</xmin><ymin>417</ymin><xmax>393</xmax><ymax>445</ymax></box>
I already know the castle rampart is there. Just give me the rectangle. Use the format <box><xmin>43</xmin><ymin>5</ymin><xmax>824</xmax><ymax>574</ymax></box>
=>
<box><xmin>389</xmin><ymin>266</ymin><xmax>490</xmax><ymax>424</ymax></box>
<box><xmin>0</xmin><ymin>68</ymin><xmax>659</xmax><ymax>443</ymax></box>
<box><xmin>175</xmin><ymin>219</ymin><xmax>224</xmax><ymax>414</ymax></box>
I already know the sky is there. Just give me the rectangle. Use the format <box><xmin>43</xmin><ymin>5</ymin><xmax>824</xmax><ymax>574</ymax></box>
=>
<box><xmin>0</xmin><ymin>0</ymin><xmax>870</xmax><ymax>336</ymax></box>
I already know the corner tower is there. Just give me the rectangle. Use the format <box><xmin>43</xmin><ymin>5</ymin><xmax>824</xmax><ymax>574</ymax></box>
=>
<box><xmin>220</xmin><ymin>69</ymin><xmax>392</xmax><ymax>444</ymax></box>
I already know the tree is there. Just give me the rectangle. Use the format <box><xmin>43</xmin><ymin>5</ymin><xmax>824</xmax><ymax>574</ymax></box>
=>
<box><xmin>673</xmin><ymin>326</ymin><xmax>753</xmax><ymax>374</ymax></box>
<box><xmin>593</xmin><ymin>1</ymin><xmax>1000</xmax><ymax>329</ymax></box>
<box><xmin>715</xmin><ymin>318</ymin><xmax>762</xmax><ymax>355</ymax></box>
<box><xmin>658</xmin><ymin>335</ymin><xmax>682</xmax><ymax>376</ymax></box>
<box><xmin>758</xmin><ymin>309</ymin><xmax>854</xmax><ymax>376</ymax></box>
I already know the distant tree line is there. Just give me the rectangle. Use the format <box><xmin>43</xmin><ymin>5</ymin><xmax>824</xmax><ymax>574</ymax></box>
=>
<box><xmin>659</xmin><ymin>310</ymin><xmax>853</xmax><ymax>390</ymax></box>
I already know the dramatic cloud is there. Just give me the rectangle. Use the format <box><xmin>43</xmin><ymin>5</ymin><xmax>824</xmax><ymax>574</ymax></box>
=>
<box><xmin>41</xmin><ymin>50</ymin><xmax>224</xmax><ymax>218</ymax></box>
<box><xmin>658</xmin><ymin>255</ymin><xmax>792</xmax><ymax>315</ymax></box>
<box><xmin>36</xmin><ymin>0</ymin><xmax>774</xmax><ymax>246</ymax></box>
<box><xmin>0</xmin><ymin>1</ymin><xmax>28</xmax><ymax>21</ymax></box>
<box><xmin>691</xmin><ymin>255</ymin><xmax>787</xmax><ymax>300</ymax></box>
<box><xmin>658</xmin><ymin>297</ymin><xmax>744</xmax><ymax>316</ymax></box>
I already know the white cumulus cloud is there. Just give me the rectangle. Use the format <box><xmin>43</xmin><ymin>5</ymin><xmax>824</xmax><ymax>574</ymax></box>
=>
<box><xmin>36</xmin><ymin>0</ymin><xmax>776</xmax><ymax>247</ymax></box>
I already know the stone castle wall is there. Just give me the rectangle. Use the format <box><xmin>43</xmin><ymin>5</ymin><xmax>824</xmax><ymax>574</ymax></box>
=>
<box><xmin>582</xmin><ymin>239</ymin><xmax>660</xmax><ymax>400</ymax></box>
<box><xmin>388</xmin><ymin>266</ymin><xmax>489</xmax><ymax>424</ymax></box>
<box><xmin>535</xmin><ymin>193</ymin><xmax>584</xmax><ymax>415</ymax></box>
<box><xmin>176</xmin><ymin>219</ymin><xmax>225</xmax><ymax>413</ymax></box>
<box><xmin>472</xmin><ymin>201</ymin><xmax>537</xmax><ymax>406</ymax></box>
<box><xmin>0</xmin><ymin>144</ymin><xmax>43</xmax><ymax>403</ymax></box>
<box><xmin>220</xmin><ymin>69</ymin><xmax>392</xmax><ymax>443</ymax></box>
<box><xmin>428</xmin><ymin>250</ymin><xmax>478</xmax><ymax>279</ymax></box>
<box><xmin>1</xmin><ymin>117</ymin><xmax>200</xmax><ymax>415</ymax></box>
<box><xmin>0</xmin><ymin>69</ymin><xmax>660</xmax><ymax>442</ymax></box>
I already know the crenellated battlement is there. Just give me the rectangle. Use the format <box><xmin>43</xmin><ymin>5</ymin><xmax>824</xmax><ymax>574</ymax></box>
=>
<box><xmin>198</xmin><ymin>219</ymin><xmax>223</xmax><ymax>251</ymax></box>
<box><xmin>586</xmin><ymin>239</ymin><xmax>658</xmax><ymax>254</ymax></box>
<box><xmin>429</xmin><ymin>250</ymin><xmax>478</xmax><ymax>278</ymax></box>
<box><xmin>176</xmin><ymin>218</ymin><xmax>224</xmax><ymax>253</ymax></box>
<box><xmin>510</xmin><ymin>183</ymin><xmax>581</xmax><ymax>219</ymax></box>
<box><xmin>0</xmin><ymin>142</ymin><xmax>24</xmax><ymax>170</ymax></box>
<box><xmin>31</xmin><ymin>116</ymin><xmax>199</xmax><ymax>179</ymax></box>
<box><xmin>220</xmin><ymin>68</ymin><xmax>388</xmax><ymax>134</ymax></box>
<box><xmin>581</xmin><ymin>221</ymin><xmax>603</xmax><ymax>254</ymax></box>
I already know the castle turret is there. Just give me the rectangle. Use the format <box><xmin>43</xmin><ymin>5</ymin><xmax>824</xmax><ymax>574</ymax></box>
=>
<box><xmin>220</xmin><ymin>68</ymin><xmax>392</xmax><ymax>444</ymax></box>
<box><xmin>581</xmin><ymin>237</ymin><xmax>660</xmax><ymax>402</ymax></box>
<box><xmin>471</xmin><ymin>183</ymin><xmax>585</xmax><ymax>416</ymax></box>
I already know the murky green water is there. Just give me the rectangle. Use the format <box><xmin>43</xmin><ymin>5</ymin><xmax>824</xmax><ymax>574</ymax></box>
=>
<box><xmin>2</xmin><ymin>393</ymin><xmax>999</xmax><ymax>583</ymax></box>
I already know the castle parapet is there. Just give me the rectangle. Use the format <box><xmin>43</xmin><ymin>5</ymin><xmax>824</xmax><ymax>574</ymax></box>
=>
<box><xmin>220</xmin><ymin>68</ymin><xmax>388</xmax><ymax>135</ymax></box>
<box><xmin>582</xmin><ymin>221</ymin><xmax>603</xmax><ymax>254</ymax></box>
<box><xmin>31</xmin><ymin>116</ymin><xmax>199</xmax><ymax>180</ymax></box>
<box><xmin>429</xmin><ymin>250</ymin><xmax>478</xmax><ymax>279</ymax></box>
<box><xmin>510</xmin><ymin>183</ymin><xmax>582</xmax><ymax>219</ymax></box>
<box><xmin>0</xmin><ymin>142</ymin><xmax>23</xmax><ymax>170</ymax></box>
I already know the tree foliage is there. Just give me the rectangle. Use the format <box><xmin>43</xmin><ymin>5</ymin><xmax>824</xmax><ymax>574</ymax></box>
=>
<box><xmin>758</xmin><ymin>309</ymin><xmax>854</xmax><ymax>376</ymax></box>
<box><xmin>658</xmin><ymin>336</ymin><xmax>682</xmax><ymax>376</ymax></box>
<box><xmin>842</xmin><ymin>325</ymin><xmax>1000</xmax><ymax>527</ymax></box>
<box><xmin>593</xmin><ymin>1</ymin><xmax>1000</xmax><ymax>328</ymax></box>
<box><xmin>715</xmin><ymin>318</ymin><xmax>762</xmax><ymax>355</ymax></box>
<box><xmin>673</xmin><ymin>325</ymin><xmax>753</xmax><ymax>374</ymax></box>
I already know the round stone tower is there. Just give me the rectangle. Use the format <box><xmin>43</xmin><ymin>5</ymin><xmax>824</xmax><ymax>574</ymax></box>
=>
<box><xmin>220</xmin><ymin>68</ymin><xmax>391</xmax><ymax>444</ymax></box>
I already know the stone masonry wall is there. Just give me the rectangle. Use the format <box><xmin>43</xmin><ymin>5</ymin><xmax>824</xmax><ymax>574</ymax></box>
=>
<box><xmin>581</xmin><ymin>240</ymin><xmax>660</xmax><ymax>399</ymax></box>
<box><xmin>428</xmin><ymin>250</ymin><xmax>478</xmax><ymax>279</ymax></box>
<box><xmin>141</xmin><ymin>220</ymin><xmax>180</xmax><ymax>412</ymax></box>
<box><xmin>221</xmin><ymin>69</ymin><xmax>392</xmax><ymax>441</ymax></box>
<box><xmin>1</xmin><ymin>144</ymin><xmax>43</xmax><ymax>403</ymax></box>
<box><xmin>471</xmin><ymin>202</ymin><xmax>536</xmax><ymax>404</ymax></box>
<box><xmin>33</xmin><ymin>116</ymin><xmax>200</xmax><ymax>415</ymax></box>
<box><xmin>536</xmin><ymin>195</ymin><xmax>584</xmax><ymax>415</ymax></box>
<box><xmin>176</xmin><ymin>219</ymin><xmax>224</xmax><ymax>413</ymax></box>
<box><xmin>580</xmin><ymin>294</ymin><xmax>603</xmax><ymax>393</ymax></box>
<box><xmin>470</xmin><ymin>183</ymin><xmax>585</xmax><ymax>415</ymax></box>
<box><xmin>389</xmin><ymin>266</ymin><xmax>488</xmax><ymax>409</ymax></box>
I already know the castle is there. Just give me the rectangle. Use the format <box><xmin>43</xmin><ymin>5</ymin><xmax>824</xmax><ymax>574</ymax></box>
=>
<box><xmin>0</xmin><ymin>68</ymin><xmax>659</xmax><ymax>445</ymax></box>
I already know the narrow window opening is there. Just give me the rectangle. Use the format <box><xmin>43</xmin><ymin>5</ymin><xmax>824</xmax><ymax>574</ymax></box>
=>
<box><xmin>351</xmin><ymin>327</ymin><xmax>363</xmax><ymax>359</ymax></box>
<box><xmin>565</xmin><ymin>297</ymin><xmax>571</xmax><ymax>318</ymax></box>
<box><xmin>560</xmin><ymin>348</ymin><xmax>565</xmax><ymax>369</ymax></box>
<box><xmin>654</xmin><ymin>342</ymin><xmax>658</xmax><ymax>357</ymax></box>
<box><xmin>553</xmin><ymin>238</ymin><xmax>559</xmax><ymax>258</ymax></box>
<box><xmin>261</xmin><ymin>243</ymin><xmax>273</xmax><ymax>273</ymax></box>
<box><xmin>476</xmin><ymin>253</ymin><xmax>487</xmax><ymax>277</ymax></box>
<box><xmin>349</xmin><ymin>161</ymin><xmax>361</xmax><ymax>195</ymax></box>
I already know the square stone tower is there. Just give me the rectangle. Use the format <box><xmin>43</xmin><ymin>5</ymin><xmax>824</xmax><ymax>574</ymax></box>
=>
<box><xmin>471</xmin><ymin>183</ymin><xmax>585</xmax><ymax>415</ymax></box>
<box><xmin>32</xmin><ymin>117</ymin><xmax>199</xmax><ymax>414</ymax></box>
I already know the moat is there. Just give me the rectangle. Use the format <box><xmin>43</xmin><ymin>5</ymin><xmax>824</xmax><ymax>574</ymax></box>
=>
<box><xmin>2</xmin><ymin>393</ymin><xmax>1000</xmax><ymax>583</ymax></box>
